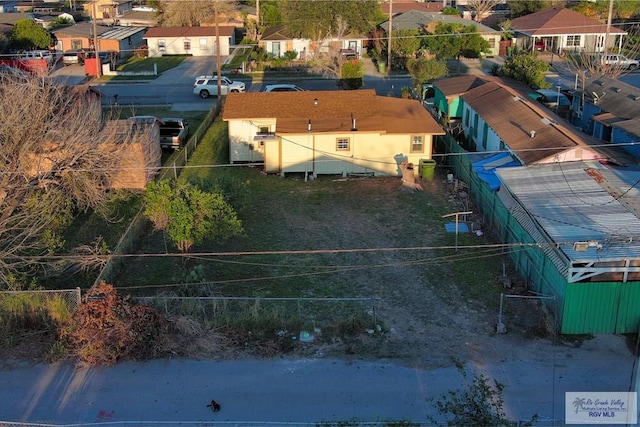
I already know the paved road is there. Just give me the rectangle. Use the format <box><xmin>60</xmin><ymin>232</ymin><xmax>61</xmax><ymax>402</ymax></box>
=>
<box><xmin>49</xmin><ymin>56</ymin><xmax>411</xmax><ymax>111</ymax></box>
<box><xmin>0</xmin><ymin>334</ymin><xmax>635</xmax><ymax>426</ymax></box>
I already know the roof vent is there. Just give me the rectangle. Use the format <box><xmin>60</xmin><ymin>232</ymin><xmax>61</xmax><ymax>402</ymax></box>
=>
<box><xmin>529</xmin><ymin>130</ymin><xmax>536</xmax><ymax>138</ymax></box>
<box><xmin>614</xmin><ymin>87</ymin><xmax>622</xmax><ymax>93</ymax></box>
<box><xmin>635</xmin><ymin>95</ymin><xmax>640</xmax><ymax>101</ymax></box>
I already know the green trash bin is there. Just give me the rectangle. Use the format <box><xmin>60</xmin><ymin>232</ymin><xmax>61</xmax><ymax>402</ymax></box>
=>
<box><xmin>420</xmin><ymin>159</ymin><xmax>437</xmax><ymax>181</ymax></box>
<box><xmin>378</xmin><ymin>62</ymin><xmax>387</xmax><ymax>74</ymax></box>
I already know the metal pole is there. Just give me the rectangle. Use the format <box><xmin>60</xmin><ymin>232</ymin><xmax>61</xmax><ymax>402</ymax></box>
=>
<box><xmin>387</xmin><ymin>0</ymin><xmax>392</xmax><ymax>74</ymax></box>
<box><xmin>91</xmin><ymin>0</ymin><xmax>101</xmax><ymax>78</ymax></box>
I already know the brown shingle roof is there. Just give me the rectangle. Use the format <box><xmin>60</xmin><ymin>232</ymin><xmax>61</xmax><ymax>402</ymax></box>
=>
<box><xmin>510</xmin><ymin>7</ymin><xmax>626</xmax><ymax>36</ymax></box>
<box><xmin>461</xmin><ymin>82</ymin><xmax>582</xmax><ymax>164</ymax></box>
<box><xmin>144</xmin><ymin>26</ymin><xmax>234</xmax><ymax>38</ymax></box>
<box><xmin>380</xmin><ymin>1</ymin><xmax>443</xmax><ymax>15</ymax></box>
<box><xmin>223</xmin><ymin>90</ymin><xmax>445</xmax><ymax>135</ymax></box>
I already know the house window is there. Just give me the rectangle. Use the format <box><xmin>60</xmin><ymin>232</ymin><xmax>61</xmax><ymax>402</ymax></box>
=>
<box><xmin>596</xmin><ymin>36</ymin><xmax>604</xmax><ymax>49</ymax></box>
<box><xmin>464</xmin><ymin>109</ymin><xmax>469</xmax><ymax>127</ymax></box>
<box><xmin>500</xmin><ymin>141</ymin><xmax>506</xmax><ymax>151</ymax></box>
<box><xmin>199</xmin><ymin>38</ymin><xmax>207</xmax><ymax>50</ymax></box>
<box><xmin>272</xmin><ymin>41</ymin><xmax>281</xmax><ymax>58</ymax></box>
<box><xmin>71</xmin><ymin>39</ymin><xmax>82</xmax><ymax>50</ymax></box>
<box><xmin>411</xmin><ymin>135</ymin><xmax>424</xmax><ymax>153</ymax></box>
<box><xmin>348</xmin><ymin>40</ymin><xmax>357</xmax><ymax>50</ymax></box>
<box><xmin>258</xmin><ymin>126</ymin><xmax>271</xmax><ymax>135</ymax></box>
<box><xmin>487</xmin><ymin>37</ymin><xmax>496</xmax><ymax>49</ymax></box>
<box><xmin>184</xmin><ymin>39</ymin><xmax>191</xmax><ymax>51</ymax></box>
<box><xmin>127</xmin><ymin>36</ymin><xmax>132</xmax><ymax>46</ymax></box>
<box><xmin>158</xmin><ymin>39</ymin><xmax>166</xmax><ymax>51</ymax></box>
<box><xmin>336</xmin><ymin>138</ymin><xmax>350</xmax><ymax>151</ymax></box>
<box><xmin>567</xmin><ymin>35</ymin><xmax>581</xmax><ymax>47</ymax></box>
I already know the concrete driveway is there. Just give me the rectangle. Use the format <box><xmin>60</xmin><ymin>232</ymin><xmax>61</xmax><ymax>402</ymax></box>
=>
<box><xmin>153</xmin><ymin>56</ymin><xmax>218</xmax><ymax>86</ymax></box>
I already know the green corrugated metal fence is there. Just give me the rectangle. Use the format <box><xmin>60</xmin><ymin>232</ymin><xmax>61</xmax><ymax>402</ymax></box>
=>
<box><xmin>438</xmin><ymin>134</ymin><xmax>640</xmax><ymax>334</ymax></box>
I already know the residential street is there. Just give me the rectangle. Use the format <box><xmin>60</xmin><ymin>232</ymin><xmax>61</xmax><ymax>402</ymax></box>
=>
<box><xmin>0</xmin><ymin>334</ymin><xmax>635</xmax><ymax>426</ymax></box>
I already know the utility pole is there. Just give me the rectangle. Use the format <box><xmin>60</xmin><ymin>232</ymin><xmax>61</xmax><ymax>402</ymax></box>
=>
<box><xmin>603</xmin><ymin>0</ymin><xmax>614</xmax><ymax>57</ymax></box>
<box><xmin>387</xmin><ymin>0</ymin><xmax>392</xmax><ymax>74</ymax></box>
<box><xmin>214</xmin><ymin>0</ymin><xmax>221</xmax><ymax>98</ymax></box>
<box><xmin>92</xmin><ymin>0</ymin><xmax>101</xmax><ymax>78</ymax></box>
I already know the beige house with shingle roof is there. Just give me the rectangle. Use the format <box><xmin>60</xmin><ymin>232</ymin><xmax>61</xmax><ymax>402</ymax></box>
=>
<box><xmin>222</xmin><ymin>90</ymin><xmax>445</xmax><ymax>177</ymax></box>
<box><xmin>510</xmin><ymin>7</ymin><xmax>627</xmax><ymax>54</ymax></box>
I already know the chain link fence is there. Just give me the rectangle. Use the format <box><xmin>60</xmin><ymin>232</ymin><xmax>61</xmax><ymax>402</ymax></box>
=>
<box><xmin>0</xmin><ymin>288</ymin><xmax>82</xmax><ymax>330</ymax></box>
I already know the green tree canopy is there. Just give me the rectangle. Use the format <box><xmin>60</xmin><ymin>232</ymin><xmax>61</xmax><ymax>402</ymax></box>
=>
<box><xmin>390</xmin><ymin>28</ymin><xmax>421</xmax><ymax>59</ymax></box>
<box><xmin>407</xmin><ymin>57</ymin><xmax>449</xmax><ymax>98</ymax></box>
<box><xmin>143</xmin><ymin>180</ymin><xmax>243</xmax><ymax>253</ymax></box>
<box><xmin>281</xmin><ymin>0</ymin><xmax>382</xmax><ymax>39</ymax></box>
<box><xmin>500</xmin><ymin>50</ymin><xmax>551</xmax><ymax>89</ymax></box>
<box><xmin>428</xmin><ymin>23</ymin><xmax>491</xmax><ymax>60</ymax></box>
<box><xmin>508</xmin><ymin>0</ymin><xmax>553</xmax><ymax>18</ymax></box>
<box><xmin>10</xmin><ymin>19</ymin><xmax>53</xmax><ymax>50</ymax></box>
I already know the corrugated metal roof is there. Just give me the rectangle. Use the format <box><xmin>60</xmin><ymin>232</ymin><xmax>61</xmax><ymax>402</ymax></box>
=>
<box><xmin>461</xmin><ymin>82</ymin><xmax>582</xmax><ymax>164</ymax></box>
<box><xmin>99</xmin><ymin>26</ymin><xmax>145</xmax><ymax>40</ymax></box>
<box><xmin>496</xmin><ymin>161</ymin><xmax>640</xmax><ymax>265</ymax></box>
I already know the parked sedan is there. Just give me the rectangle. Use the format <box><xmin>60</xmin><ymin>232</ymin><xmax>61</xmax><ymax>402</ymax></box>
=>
<box><xmin>62</xmin><ymin>50</ymin><xmax>83</xmax><ymax>66</ymax></box>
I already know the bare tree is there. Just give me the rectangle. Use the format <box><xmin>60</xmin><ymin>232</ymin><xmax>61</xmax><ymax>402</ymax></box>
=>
<box><xmin>564</xmin><ymin>29</ymin><xmax>640</xmax><ymax>80</ymax></box>
<box><xmin>467</xmin><ymin>0</ymin><xmax>499</xmax><ymax>22</ymax></box>
<box><xmin>0</xmin><ymin>76</ymin><xmax>157</xmax><ymax>288</ymax></box>
<box><xmin>156</xmin><ymin>0</ymin><xmax>237</xmax><ymax>28</ymax></box>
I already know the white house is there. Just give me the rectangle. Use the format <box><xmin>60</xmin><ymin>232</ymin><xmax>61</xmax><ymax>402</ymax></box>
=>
<box><xmin>143</xmin><ymin>26</ymin><xmax>235</xmax><ymax>57</ymax></box>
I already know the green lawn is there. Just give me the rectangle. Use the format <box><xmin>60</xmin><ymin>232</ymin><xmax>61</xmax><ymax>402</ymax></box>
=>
<box><xmin>101</xmin><ymin>55</ymin><xmax>188</xmax><ymax>81</ymax></box>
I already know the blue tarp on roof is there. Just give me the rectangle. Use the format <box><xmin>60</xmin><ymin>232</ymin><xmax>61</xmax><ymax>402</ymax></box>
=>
<box><xmin>472</xmin><ymin>152</ymin><xmax>520</xmax><ymax>190</ymax></box>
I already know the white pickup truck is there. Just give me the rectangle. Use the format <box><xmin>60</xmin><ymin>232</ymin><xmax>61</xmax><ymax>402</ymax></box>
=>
<box><xmin>193</xmin><ymin>75</ymin><xmax>246</xmax><ymax>98</ymax></box>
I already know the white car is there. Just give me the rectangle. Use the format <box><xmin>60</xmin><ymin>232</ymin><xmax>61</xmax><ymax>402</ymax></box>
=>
<box><xmin>262</xmin><ymin>84</ymin><xmax>305</xmax><ymax>92</ymax></box>
<box><xmin>597</xmin><ymin>54</ymin><xmax>639</xmax><ymax>69</ymax></box>
<box><xmin>193</xmin><ymin>75</ymin><xmax>246</xmax><ymax>98</ymax></box>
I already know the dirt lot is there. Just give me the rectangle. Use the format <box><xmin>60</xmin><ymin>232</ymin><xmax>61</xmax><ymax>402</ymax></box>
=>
<box><xmin>133</xmin><ymin>170</ymin><xmax>549</xmax><ymax>369</ymax></box>
<box><xmin>0</xmin><ymin>170</ymin><xmax>550</xmax><ymax>370</ymax></box>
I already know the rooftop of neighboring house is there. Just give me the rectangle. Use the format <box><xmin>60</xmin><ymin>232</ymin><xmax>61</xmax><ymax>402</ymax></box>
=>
<box><xmin>222</xmin><ymin>89</ymin><xmax>445</xmax><ymax>135</ymax></box>
<box><xmin>51</xmin><ymin>22</ymin><xmax>144</xmax><ymax>40</ymax></box>
<box><xmin>116</xmin><ymin>9</ymin><xmax>158</xmax><ymax>26</ymax></box>
<box><xmin>380</xmin><ymin>0</ymin><xmax>444</xmax><ymax>15</ymax></box>
<box><xmin>462</xmin><ymin>81</ymin><xmax>585</xmax><ymax>164</ymax></box>
<box><xmin>379</xmin><ymin>9</ymin><xmax>499</xmax><ymax>34</ymax></box>
<box><xmin>496</xmin><ymin>161</ymin><xmax>640</xmax><ymax>265</ymax></box>
<box><xmin>510</xmin><ymin>7</ymin><xmax>626</xmax><ymax>36</ymax></box>
<box><xmin>0</xmin><ymin>12</ymin><xmax>34</xmax><ymax>25</ymax></box>
<box><xmin>432</xmin><ymin>75</ymin><xmax>491</xmax><ymax>97</ymax></box>
<box><xmin>584</xmin><ymin>75</ymin><xmax>640</xmax><ymax>120</ymax></box>
<box><xmin>144</xmin><ymin>26</ymin><xmax>235</xmax><ymax>38</ymax></box>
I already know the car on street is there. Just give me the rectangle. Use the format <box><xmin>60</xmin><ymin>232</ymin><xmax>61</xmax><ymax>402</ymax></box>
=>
<box><xmin>262</xmin><ymin>83</ymin><xmax>305</xmax><ymax>92</ymax></box>
<box><xmin>193</xmin><ymin>75</ymin><xmax>246</xmax><ymax>98</ymax></box>
<box><xmin>62</xmin><ymin>50</ymin><xmax>86</xmax><ymax>66</ymax></box>
<box><xmin>596</xmin><ymin>54</ymin><xmax>639</xmax><ymax>69</ymax></box>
